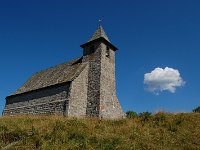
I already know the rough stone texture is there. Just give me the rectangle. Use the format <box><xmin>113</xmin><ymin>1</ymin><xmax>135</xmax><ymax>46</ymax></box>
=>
<box><xmin>83</xmin><ymin>42</ymin><xmax>102</xmax><ymax>117</ymax></box>
<box><xmin>82</xmin><ymin>41</ymin><xmax>124</xmax><ymax>119</ymax></box>
<box><xmin>4</xmin><ymin>84</ymin><xmax>70</xmax><ymax>115</ymax></box>
<box><xmin>3</xmin><ymin>26</ymin><xmax>124</xmax><ymax>119</ymax></box>
<box><xmin>99</xmin><ymin>43</ymin><xmax>124</xmax><ymax>118</ymax></box>
<box><xmin>68</xmin><ymin>64</ymin><xmax>89</xmax><ymax>117</ymax></box>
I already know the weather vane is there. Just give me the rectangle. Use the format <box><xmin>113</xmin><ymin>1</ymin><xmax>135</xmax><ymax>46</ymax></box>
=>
<box><xmin>98</xmin><ymin>18</ymin><xmax>102</xmax><ymax>26</ymax></box>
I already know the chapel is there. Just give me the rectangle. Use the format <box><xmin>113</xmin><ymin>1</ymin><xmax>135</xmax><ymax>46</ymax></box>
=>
<box><xmin>3</xmin><ymin>26</ymin><xmax>124</xmax><ymax>119</ymax></box>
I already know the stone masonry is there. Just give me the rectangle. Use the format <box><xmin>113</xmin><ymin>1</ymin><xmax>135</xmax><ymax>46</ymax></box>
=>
<box><xmin>4</xmin><ymin>84</ymin><xmax>70</xmax><ymax>115</ymax></box>
<box><xmin>3</xmin><ymin>26</ymin><xmax>124</xmax><ymax>119</ymax></box>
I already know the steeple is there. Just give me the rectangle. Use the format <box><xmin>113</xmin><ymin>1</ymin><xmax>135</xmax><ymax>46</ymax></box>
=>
<box><xmin>80</xmin><ymin>25</ymin><xmax>118</xmax><ymax>51</ymax></box>
<box><xmin>88</xmin><ymin>25</ymin><xmax>110</xmax><ymax>42</ymax></box>
<box><xmin>81</xmin><ymin>25</ymin><xmax>124</xmax><ymax>118</ymax></box>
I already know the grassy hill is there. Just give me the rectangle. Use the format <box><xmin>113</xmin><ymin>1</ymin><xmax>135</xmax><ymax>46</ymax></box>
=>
<box><xmin>0</xmin><ymin>113</ymin><xmax>200</xmax><ymax>150</ymax></box>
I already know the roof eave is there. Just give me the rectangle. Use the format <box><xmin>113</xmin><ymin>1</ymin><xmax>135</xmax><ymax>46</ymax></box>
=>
<box><xmin>80</xmin><ymin>37</ymin><xmax>118</xmax><ymax>51</ymax></box>
<box><xmin>6</xmin><ymin>81</ymin><xmax>72</xmax><ymax>99</ymax></box>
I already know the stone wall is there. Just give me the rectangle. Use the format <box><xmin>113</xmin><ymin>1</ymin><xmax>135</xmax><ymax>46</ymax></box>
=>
<box><xmin>83</xmin><ymin>42</ymin><xmax>102</xmax><ymax>117</ymax></box>
<box><xmin>4</xmin><ymin>84</ymin><xmax>70</xmax><ymax>115</ymax></box>
<box><xmin>68</xmin><ymin>64</ymin><xmax>89</xmax><ymax>117</ymax></box>
<box><xmin>4</xmin><ymin>34</ymin><xmax>124</xmax><ymax>119</ymax></box>
<box><xmin>99</xmin><ymin>43</ymin><xmax>124</xmax><ymax>119</ymax></box>
<box><xmin>82</xmin><ymin>41</ymin><xmax>124</xmax><ymax>119</ymax></box>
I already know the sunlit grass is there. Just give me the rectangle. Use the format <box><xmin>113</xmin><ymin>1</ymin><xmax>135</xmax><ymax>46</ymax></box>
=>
<box><xmin>0</xmin><ymin>113</ymin><xmax>200</xmax><ymax>149</ymax></box>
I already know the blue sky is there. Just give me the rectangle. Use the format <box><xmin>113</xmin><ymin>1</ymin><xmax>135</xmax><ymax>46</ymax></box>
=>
<box><xmin>0</xmin><ymin>0</ymin><xmax>200</xmax><ymax>114</ymax></box>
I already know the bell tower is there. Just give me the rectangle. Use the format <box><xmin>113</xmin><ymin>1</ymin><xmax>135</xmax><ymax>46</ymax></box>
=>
<box><xmin>80</xmin><ymin>26</ymin><xmax>124</xmax><ymax>118</ymax></box>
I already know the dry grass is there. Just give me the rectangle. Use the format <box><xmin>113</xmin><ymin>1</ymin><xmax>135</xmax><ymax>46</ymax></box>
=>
<box><xmin>0</xmin><ymin>113</ymin><xmax>200</xmax><ymax>150</ymax></box>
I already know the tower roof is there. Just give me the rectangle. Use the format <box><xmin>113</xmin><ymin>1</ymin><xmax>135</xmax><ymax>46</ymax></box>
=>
<box><xmin>80</xmin><ymin>25</ymin><xmax>118</xmax><ymax>51</ymax></box>
<box><xmin>88</xmin><ymin>25</ymin><xmax>110</xmax><ymax>42</ymax></box>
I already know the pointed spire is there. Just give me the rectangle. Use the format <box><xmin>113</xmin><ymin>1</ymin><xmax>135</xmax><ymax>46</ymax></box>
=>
<box><xmin>80</xmin><ymin>25</ymin><xmax>118</xmax><ymax>51</ymax></box>
<box><xmin>88</xmin><ymin>25</ymin><xmax>110</xmax><ymax>42</ymax></box>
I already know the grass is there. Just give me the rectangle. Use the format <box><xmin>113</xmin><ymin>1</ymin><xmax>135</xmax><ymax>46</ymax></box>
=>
<box><xmin>0</xmin><ymin>113</ymin><xmax>200</xmax><ymax>149</ymax></box>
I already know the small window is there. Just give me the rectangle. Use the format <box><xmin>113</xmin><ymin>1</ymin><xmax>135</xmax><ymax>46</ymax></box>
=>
<box><xmin>90</xmin><ymin>45</ymin><xmax>95</xmax><ymax>53</ymax></box>
<box><xmin>106</xmin><ymin>46</ymin><xmax>110</xmax><ymax>57</ymax></box>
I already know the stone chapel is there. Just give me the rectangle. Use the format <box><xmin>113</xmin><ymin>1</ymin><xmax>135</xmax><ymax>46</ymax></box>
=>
<box><xmin>3</xmin><ymin>26</ymin><xmax>124</xmax><ymax>119</ymax></box>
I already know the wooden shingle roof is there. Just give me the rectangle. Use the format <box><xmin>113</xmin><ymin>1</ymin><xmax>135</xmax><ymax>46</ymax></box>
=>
<box><xmin>88</xmin><ymin>25</ymin><xmax>110</xmax><ymax>42</ymax></box>
<box><xmin>11</xmin><ymin>57</ymin><xmax>86</xmax><ymax>96</ymax></box>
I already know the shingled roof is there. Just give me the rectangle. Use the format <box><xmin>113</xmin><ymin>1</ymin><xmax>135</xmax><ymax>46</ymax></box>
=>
<box><xmin>81</xmin><ymin>25</ymin><xmax>118</xmax><ymax>51</ymax></box>
<box><xmin>12</xmin><ymin>57</ymin><xmax>86</xmax><ymax>96</ymax></box>
<box><xmin>88</xmin><ymin>25</ymin><xmax>110</xmax><ymax>42</ymax></box>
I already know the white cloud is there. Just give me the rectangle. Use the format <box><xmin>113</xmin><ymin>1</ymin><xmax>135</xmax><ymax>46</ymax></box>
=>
<box><xmin>144</xmin><ymin>67</ymin><xmax>185</xmax><ymax>94</ymax></box>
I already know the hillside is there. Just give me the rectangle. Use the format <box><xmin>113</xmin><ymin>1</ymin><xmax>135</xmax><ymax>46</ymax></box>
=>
<box><xmin>0</xmin><ymin>113</ymin><xmax>200</xmax><ymax>150</ymax></box>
